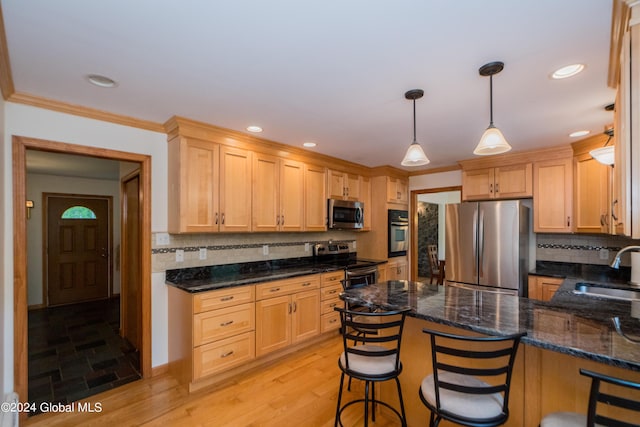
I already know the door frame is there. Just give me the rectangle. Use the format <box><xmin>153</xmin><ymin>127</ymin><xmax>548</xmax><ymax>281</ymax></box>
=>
<box><xmin>410</xmin><ymin>186</ymin><xmax>461</xmax><ymax>281</ymax></box>
<box><xmin>43</xmin><ymin>193</ymin><xmax>113</xmax><ymax>306</ymax></box>
<box><xmin>12</xmin><ymin>135</ymin><xmax>153</xmax><ymax>405</ymax></box>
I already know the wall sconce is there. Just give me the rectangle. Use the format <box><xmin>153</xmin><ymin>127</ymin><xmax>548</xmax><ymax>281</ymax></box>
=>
<box><xmin>26</xmin><ymin>200</ymin><xmax>34</xmax><ymax>219</ymax></box>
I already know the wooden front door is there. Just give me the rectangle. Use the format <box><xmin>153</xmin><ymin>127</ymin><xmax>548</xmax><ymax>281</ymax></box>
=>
<box><xmin>47</xmin><ymin>195</ymin><xmax>111</xmax><ymax>306</ymax></box>
<box><xmin>122</xmin><ymin>173</ymin><xmax>142</xmax><ymax>350</ymax></box>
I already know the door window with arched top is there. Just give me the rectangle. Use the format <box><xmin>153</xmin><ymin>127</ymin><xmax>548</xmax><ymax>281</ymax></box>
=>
<box><xmin>61</xmin><ymin>206</ymin><xmax>97</xmax><ymax>219</ymax></box>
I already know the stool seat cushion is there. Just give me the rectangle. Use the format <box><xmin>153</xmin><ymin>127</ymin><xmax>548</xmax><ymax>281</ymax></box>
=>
<box><xmin>540</xmin><ymin>412</ymin><xmax>589</xmax><ymax>427</ymax></box>
<box><xmin>421</xmin><ymin>371</ymin><xmax>504</xmax><ymax>420</ymax></box>
<box><xmin>339</xmin><ymin>345</ymin><xmax>397</xmax><ymax>376</ymax></box>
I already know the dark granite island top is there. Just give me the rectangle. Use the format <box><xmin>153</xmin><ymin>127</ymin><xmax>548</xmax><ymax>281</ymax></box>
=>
<box><xmin>340</xmin><ymin>280</ymin><xmax>640</xmax><ymax>371</ymax></box>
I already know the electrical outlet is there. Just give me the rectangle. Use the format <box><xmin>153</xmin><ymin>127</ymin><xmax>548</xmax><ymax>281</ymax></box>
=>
<box><xmin>352</xmin><ymin>241</ymin><xmax>357</xmax><ymax>250</ymax></box>
<box><xmin>263</xmin><ymin>245</ymin><xmax>269</xmax><ymax>255</ymax></box>
<box><xmin>199</xmin><ymin>248</ymin><xmax>207</xmax><ymax>260</ymax></box>
<box><xmin>305</xmin><ymin>243</ymin><xmax>310</xmax><ymax>252</ymax></box>
<box><xmin>175</xmin><ymin>249</ymin><xmax>184</xmax><ymax>262</ymax></box>
<box><xmin>155</xmin><ymin>233</ymin><xmax>170</xmax><ymax>245</ymax></box>
<box><xmin>599</xmin><ymin>248</ymin><xmax>609</xmax><ymax>260</ymax></box>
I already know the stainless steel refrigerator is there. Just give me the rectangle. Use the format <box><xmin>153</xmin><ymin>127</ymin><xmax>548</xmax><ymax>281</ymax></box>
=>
<box><xmin>445</xmin><ymin>200</ymin><xmax>529</xmax><ymax>295</ymax></box>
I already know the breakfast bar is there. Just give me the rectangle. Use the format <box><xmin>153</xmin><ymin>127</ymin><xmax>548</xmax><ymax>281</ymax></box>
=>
<box><xmin>340</xmin><ymin>280</ymin><xmax>640</xmax><ymax>427</ymax></box>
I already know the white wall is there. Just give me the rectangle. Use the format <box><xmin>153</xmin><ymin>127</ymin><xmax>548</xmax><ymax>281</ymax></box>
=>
<box><xmin>409</xmin><ymin>169</ymin><xmax>462</xmax><ymax>191</ymax></box>
<box><xmin>26</xmin><ymin>173</ymin><xmax>122</xmax><ymax>306</ymax></box>
<box><xmin>1</xmin><ymin>103</ymin><xmax>168</xmax><ymax>394</ymax></box>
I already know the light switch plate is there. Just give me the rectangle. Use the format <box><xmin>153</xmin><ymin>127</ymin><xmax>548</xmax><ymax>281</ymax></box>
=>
<box><xmin>599</xmin><ymin>248</ymin><xmax>609</xmax><ymax>260</ymax></box>
<box><xmin>199</xmin><ymin>248</ymin><xmax>207</xmax><ymax>260</ymax></box>
<box><xmin>155</xmin><ymin>233</ymin><xmax>170</xmax><ymax>246</ymax></box>
<box><xmin>305</xmin><ymin>243</ymin><xmax>310</xmax><ymax>252</ymax></box>
<box><xmin>263</xmin><ymin>245</ymin><xmax>269</xmax><ymax>255</ymax></box>
<box><xmin>176</xmin><ymin>249</ymin><xmax>184</xmax><ymax>262</ymax></box>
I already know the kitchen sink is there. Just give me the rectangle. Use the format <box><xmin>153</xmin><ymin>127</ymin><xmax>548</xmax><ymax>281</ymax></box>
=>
<box><xmin>573</xmin><ymin>282</ymin><xmax>640</xmax><ymax>301</ymax></box>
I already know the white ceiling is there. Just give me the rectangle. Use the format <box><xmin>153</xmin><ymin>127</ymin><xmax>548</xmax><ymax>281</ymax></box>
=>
<box><xmin>4</xmin><ymin>0</ymin><xmax>615</xmax><ymax>171</ymax></box>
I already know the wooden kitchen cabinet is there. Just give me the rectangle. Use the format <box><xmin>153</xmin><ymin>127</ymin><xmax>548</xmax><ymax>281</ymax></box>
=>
<box><xmin>462</xmin><ymin>163</ymin><xmax>532</xmax><ymax>201</ymax></box>
<box><xmin>528</xmin><ymin>275</ymin><xmax>564</xmax><ymax>301</ymax></box>
<box><xmin>386</xmin><ymin>258</ymin><xmax>408</xmax><ymax>281</ymax></box>
<box><xmin>533</xmin><ymin>156</ymin><xmax>573</xmax><ymax>233</ymax></box>
<box><xmin>167</xmin><ymin>136</ymin><xmax>252</xmax><ymax>233</ymax></box>
<box><xmin>255</xmin><ymin>275</ymin><xmax>321</xmax><ymax>357</ymax></box>
<box><xmin>574</xmin><ymin>151</ymin><xmax>612</xmax><ymax>234</ymax></box>
<box><xmin>320</xmin><ymin>271</ymin><xmax>343</xmax><ymax>333</ymax></box>
<box><xmin>168</xmin><ymin>285</ymin><xmax>256</xmax><ymax>390</ymax></box>
<box><xmin>328</xmin><ymin>169</ymin><xmax>361</xmax><ymax>200</ymax></box>
<box><xmin>252</xmin><ymin>153</ymin><xmax>304</xmax><ymax>232</ymax></box>
<box><xmin>386</xmin><ymin>176</ymin><xmax>409</xmax><ymax>205</ymax></box>
<box><xmin>304</xmin><ymin>163</ymin><xmax>327</xmax><ymax>231</ymax></box>
<box><xmin>360</xmin><ymin>175</ymin><xmax>372</xmax><ymax>229</ymax></box>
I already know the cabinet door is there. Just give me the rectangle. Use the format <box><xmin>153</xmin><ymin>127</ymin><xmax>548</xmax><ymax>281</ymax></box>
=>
<box><xmin>346</xmin><ymin>173</ymin><xmax>361</xmax><ymax>200</ymax></box>
<box><xmin>534</xmin><ymin>158</ymin><xmax>573</xmax><ymax>233</ymax></box>
<box><xmin>168</xmin><ymin>137</ymin><xmax>219</xmax><ymax>233</ymax></box>
<box><xmin>387</xmin><ymin>259</ymin><xmax>408</xmax><ymax>281</ymax></box>
<box><xmin>220</xmin><ymin>146</ymin><xmax>252</xmax><ymax>232</ymax></box>
<box><xmin>495</xmin><ymin>163</ymin><xmax>532</xmax><ymax>198</ymax></box>
<box><xmin>255</xmin><ymin>295</ymin><xmax>291</xmax><ymax>356</ymax></box>
<box><xmin>462</xmin><ymin>168</ymin><xmax>495</xmax><ymax>201</ymax></box>
<box><xmin>252</xmin><ymin>153</ymin><xmax>279</xmax><ymax>232</ymax></box>
<box><xmin>360</xmin><ymin>175</ymin><xmax>372</xmax><ymax>230</ymax></box>
<box><xmin>387</xmin><ymin>176</ymin><xmax>408</xmax><ymax>204</ymax></box>
<box><xmin>328</xmin><ymin>169</ymin><xmax>346</xmax><ymax>199</ymax></box>
<box><xmin>574</xmin><ymin>155</ymin><xmax>611</xmax><ymax>233</ymax></box>
<box><xmin>528</xmin><ymin>275</ymin><xmax>563</xmax><ymax>301</ymax></box>
<box><xmin>304</xmin><ymin>164</ymin><xmax>327</xmax><ymax>231</ymax></box>
<box><xmin>291</xmin><ymin>289</ymin><xmax>320</xmax><ymax>344</ymax></box>
<box><xmin>280</xmin><ymin>159</ymin><xmax>304</xmax><ymax>231</ymax></box>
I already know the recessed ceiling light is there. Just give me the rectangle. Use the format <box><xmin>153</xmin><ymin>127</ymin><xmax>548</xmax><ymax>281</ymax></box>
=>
<box><xmin>86</xmin><ymin>74</ymin><xmax>117</xmax><ymax>88</ymax></box>
<box><xmin>569</xmin><ymin>130</ymin><xmax>590</xmax><ymax>138</ymax></box>
<box><xmin>246</xmin><ymin>125</ymin><xmax>263</xmax><ymax>133</ymax></box>
<box><xmin>303</xmin><ymin>142</ymin><xmax>317</xmax><ymax>148</ymax></box>
<box><xmin>551</xmin><ymin>64</ymin><xmax>585</xmax><ymax>79</ymax></box>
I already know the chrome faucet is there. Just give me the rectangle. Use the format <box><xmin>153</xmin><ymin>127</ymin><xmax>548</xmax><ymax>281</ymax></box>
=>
<box><xmin>610</xmin><ymin>245</ymin><xmax>640</xmax><ymax>269</ymax></box>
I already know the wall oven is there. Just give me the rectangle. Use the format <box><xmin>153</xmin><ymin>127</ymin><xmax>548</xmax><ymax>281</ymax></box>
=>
<box><xmin>328</xmin><ymin>199</ymin><xmax>364</xmax><ymax>229</ymax></box>
<box><xmin>388</xmin><ymin>209</ymin><xmax>409</xmax><ymax>257</ymax></box>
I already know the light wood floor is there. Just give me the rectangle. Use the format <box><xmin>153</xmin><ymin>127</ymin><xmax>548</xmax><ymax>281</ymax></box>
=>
<box><xmin>23</xmin><ymin>335</ymin><xmax>403</xmax><ymax>427</ymax></box>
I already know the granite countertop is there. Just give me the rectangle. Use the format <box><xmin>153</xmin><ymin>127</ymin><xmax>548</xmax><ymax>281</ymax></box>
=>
<box><xmin>165</xmin><ymin>256</ymin><xmax>387</xmax><ymax>293</ymax></box>
<box><xmin>340</xmin><ymin>280</ymin><xmax>640</xmax><ymax>371</ymax></box>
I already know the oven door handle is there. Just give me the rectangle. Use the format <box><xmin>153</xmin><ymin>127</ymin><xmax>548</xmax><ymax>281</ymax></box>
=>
<box><xmin>346</xmin><ymin>265</ymin><xmax>379</xmax><ymax>277</ymax></box>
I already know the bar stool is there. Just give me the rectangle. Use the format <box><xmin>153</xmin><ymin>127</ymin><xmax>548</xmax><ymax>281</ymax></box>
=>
<box><xmin>334</xmin><ymin>307</ymin><xmax>410</xmax><ymax>427</ymax></box>
<box><xmin>419</xmin><ymin>328</ymin><xmax>526</xmax><ymax>427</ymax></box>
<box><xmin>540</xmin><ymin>368</ymin><xmax>640</xmax><ymax>427</ymax></box>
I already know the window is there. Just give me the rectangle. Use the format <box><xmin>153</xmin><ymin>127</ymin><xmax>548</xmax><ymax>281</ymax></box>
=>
<box><xmin>61</xmin><ymin>206</ymin><xmax>97</xmax><ymax>219</ymax></box>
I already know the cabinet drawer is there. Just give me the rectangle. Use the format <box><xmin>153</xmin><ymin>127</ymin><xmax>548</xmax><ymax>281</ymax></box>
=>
<box><xmin>194</xmin><ymin>303</ymin><xmax>255</xmax><ymax>346</ymax></box>
<box><xmin>193</xmin><ymin>331</ymin><xmax>255</xmax><ymax>380</ymax></box>
<box><xmin>321</xmin><ymin>283</ymin><xmax>342</xmax><ymax>300</ymax></box>
<box><xmin>321</xmin><ymin>271</ymin><xmax>344</xmax><ymax>286</ymax></box>
<box><xmin>256</xmin><ymin>275</ymin><xmax>320</xmax><ymax>300</ymax></box>
<box><xmin>194</xmin><ymin>286</ymin><xmax>255</xmax><ymax>313</ymax></box>
<box><xmin>321</xmin><ymin>311</ymin><xmax>341</xmax><ymax>333</ymax></box>
<box><xmin>321</xmin><ymin>297</ymin><xmax>342</xmax><ymax>314</ymax></box>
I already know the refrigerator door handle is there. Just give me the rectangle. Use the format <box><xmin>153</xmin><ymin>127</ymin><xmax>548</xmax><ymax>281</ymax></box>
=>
<box><xmin>478</xmin><ymin>208</ymin><xmax>485</xmax><ymax>278</ymax></box>
<box><xmin>473</xmin><ymin>208</ymin><xmax>478</xmax><ymax>277</ymax></box>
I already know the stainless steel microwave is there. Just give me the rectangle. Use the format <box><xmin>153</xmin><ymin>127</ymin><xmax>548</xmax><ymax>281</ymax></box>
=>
<box><xmin>327</xmin><ymin>199</ymin><xmax>364</xmax><ymax>229</ymax></box>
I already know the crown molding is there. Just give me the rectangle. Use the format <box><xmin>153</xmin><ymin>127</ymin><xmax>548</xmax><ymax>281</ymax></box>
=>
<box><xmin>408</xmin><ymin>164</ymin><xmax>461</xmax><ymax>177</ymax></box>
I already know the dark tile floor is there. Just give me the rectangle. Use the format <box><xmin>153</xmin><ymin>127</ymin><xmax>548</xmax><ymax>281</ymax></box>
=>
<box><xmin>28</xmin><ymin>297</ymin><xmax>140</xmax><ymax>414</ymax></box>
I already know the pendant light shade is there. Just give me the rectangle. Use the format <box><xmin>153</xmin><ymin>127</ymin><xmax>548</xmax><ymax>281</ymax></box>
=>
<box><xmin>589</xmin><ymin>128</ymin><xmax>615</xmax><ymax>165</ymax></box>
<box><xmin>401</xmin><ymin>89</ymin><xmax>430</xmax><ymax>166</ymax></box>
<box><xmin>474</xmin><ymin>61</ymin><xmax>512</xmax><ymax>156</ymax></box>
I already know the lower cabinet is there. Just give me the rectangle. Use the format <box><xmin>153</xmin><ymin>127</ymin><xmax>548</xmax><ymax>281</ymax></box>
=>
<box><xmin>320</xmin><ymin>271</ymin><xmax>343</xmax><ymax>333</ymax></box>
<box><xmin>386</xmin><ymin>258</ymin><xmax>408</xmax><ymax>281</ymax></box>
<box><xmin>255</xmin><ymin>275</ymin><xmax>321</xmax><ymax>357</ymax></box>
<box><xmin>528</xmin><ymin>275</ymin><xmax>563</xmax><ymax>301</ymax></box>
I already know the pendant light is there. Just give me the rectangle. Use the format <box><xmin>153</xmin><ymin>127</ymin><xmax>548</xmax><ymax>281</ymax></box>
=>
<box><xmin>474</xmin><ymin>61</ymin><xmax>512</xmax><ymax>155</ymax></box>
<box><xmin>589</xmin><ymin>128</ymin><xmax>615</xmax><ymax>165</ymax></box>
<box><xmin>401</xmin><ymin>89</ymin><xmax>430</xmax><ymax>166</ymax></box>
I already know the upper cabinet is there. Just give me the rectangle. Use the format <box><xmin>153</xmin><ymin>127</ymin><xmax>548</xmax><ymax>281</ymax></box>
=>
<box><xmin>328</xmin><ymin>169</ymin><xmax>361</xmax><ymax>200</ymax></box>
<box><xmin>168</xmin><ymin>136</ymin><xmax>251</xmax><ymax>233</ymax></box>
<box><xmin>386</xmin><ymin>176</ymin><xmax>408</xmax><ymax>205</ymax></box>
<box><xmin>572</xmin><ymin>134</ymin><xmax>613</xmax><ymax>234</ymax></box>
<box><xmin>303</xmin><ymin>164</ymin><xmax>327</xmax><ymax>232</ymax></box>
<box><xmin>533</xmin><ymin>154</ymin><xmax>573</xmax><ymax>233</ymax></box>
<box><xmin>252</xmin><ymin>154</ymin><xmax>304</xmax><ymax>232</ymax></box>
<box><xmin>462</xmin><ymin>163</ymin><xmax>532</xmax><ymax>201</ymax></box>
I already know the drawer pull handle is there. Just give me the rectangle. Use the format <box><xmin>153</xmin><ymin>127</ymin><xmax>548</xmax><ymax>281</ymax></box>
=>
<box><xmin>302</xmin><ymin>282</ymin><xmax>312</xmax><ymax>287</ymax></box>
<box><xmin>220</xmin><ymin>320</ymin><xmax>234</xmax><ymax>327</ymax></box>
<box><xmin>270</xmin><ymin>287</ymin><xmax>281</xmax><ymax>292</ymax></box>
<box><xmin>329</xmin><ymin>319</ymin><xmax>337</xmax><ymax>324</ymax></box>
<box><xmin>328</xmin><ymin>290</ymin><xmax>337</xmax><ymax>294</ymax></box>
<box><xmin>220</xmin><ymin>296</ymin><xmax>234</xmax><ymax>302</ymax></box>
<box><xmin>220</xmin><ymin>351</ymin><xmax>234</xmax><ymax>358</ymax></box>
<box><xmin>329</xmin><ymin>303</ymin><xmax>337</xmax><ymax>308</ymax></box>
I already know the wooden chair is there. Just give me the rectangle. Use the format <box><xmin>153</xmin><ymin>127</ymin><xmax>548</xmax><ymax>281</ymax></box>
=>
<box><xmin>540</xmin><ymin>368</ymin><xmax>640</xmax><ymax>427</ymax></box>
<box><xmin>419</xmin><ymin>328</ymin><xmax>526</xmax><ymax>427</ymax></box>
<box><xmin>427</xmin><ymin>244</ymin><xmax>443</xmax><ymax>284</ymax></box>
<box><xmin>334</xmin><ymin>307</ymin><xmax>411</xmax><ymax>427</ymax></box>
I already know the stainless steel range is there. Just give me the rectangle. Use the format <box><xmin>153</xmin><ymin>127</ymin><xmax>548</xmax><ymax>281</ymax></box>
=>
<box><xmin>313</xmin><ymin>242</ymin><xmax>380</xmax><ymax>288</ymax></box>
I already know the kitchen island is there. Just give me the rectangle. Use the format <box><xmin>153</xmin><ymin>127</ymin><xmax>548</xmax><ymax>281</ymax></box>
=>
<box><xmin>340</xmin><ymin>280</ymin><xmax>640</xmax><ymax>427</ymax></box>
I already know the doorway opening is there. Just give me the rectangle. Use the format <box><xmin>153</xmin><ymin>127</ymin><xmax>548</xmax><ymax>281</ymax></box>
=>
<box><xmin>410</xmin><ymin>187</ymin><xmax>461</xmax><ymax>282</ymax></box>
<box><xmin>13</xmin><ymin>136</ymin><xmax>152</xmax><ymax>416</ymax></box>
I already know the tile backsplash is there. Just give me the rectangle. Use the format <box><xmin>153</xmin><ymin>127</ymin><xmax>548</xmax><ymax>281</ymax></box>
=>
<box><xmin>152</xmin><ymin>231</ymin><xmax>358</xmax><ymax>273</ymax></box>
<box><xmin>536</xmin><ymin>233</ymin><xmax>640</xmax><ymax>266</ymax></box>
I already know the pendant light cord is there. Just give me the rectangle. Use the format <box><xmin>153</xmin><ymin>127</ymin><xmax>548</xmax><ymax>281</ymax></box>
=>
<box><xmin>489</xmin><ymin>74</ymin><xmax>494</xmax><ymax>127</ymax></box>
<box><xmin>412</xmin><ymin>99</ymin><xmax>417</xmax><ymax>142</ymax></box>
